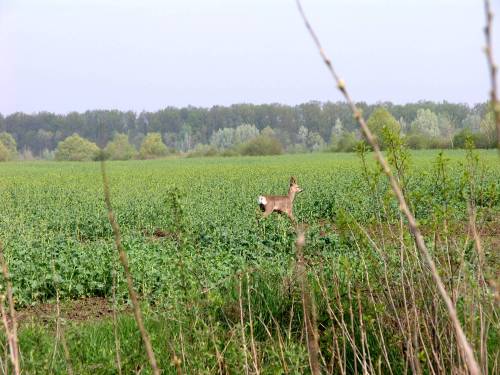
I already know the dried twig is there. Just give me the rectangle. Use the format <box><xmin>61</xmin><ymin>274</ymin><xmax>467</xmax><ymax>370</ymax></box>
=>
<box><xmin>483</xmin><ymin>0</ymin><xmax>500</xmax><ymax>149</ymax></box>
<box><xmin>111</xmin><ymin>264</ymin><xmax>123</xmax><ymax>375</ymax></box>
<box><xmin>50</xmin><ymin>261</ymin><xmax>74</xmax><ymax>375</ymax></box>
<box><xmin>56</xmin><ymin>289</ymin><xmax>74</xmax><ymax>375</ymax></box>
<box><xmin>238</xmin><ymin>276</ymin><xmax>250</xmax><ymax>375</ymax></box>
<box><xmin>295</xmin><ymin>1</ymin><xmax>481</xmax><ymax>374</ymax></box>
<box><xmin>100</xmin><ymin>160</ymin><xmax>160</xmax><ymax>375</ymax></box>
<box><xmin>246</xmin><ymin>274</ymin><xmax>260</xmax><ymax>375</ymax></box>
<box><xmin>0</xmin><ymin>242</ymin><xmax>20</xmax><ymax>375</ymax></box>
<box><xmin>295</xmin><ymin>231</ymin><xmax>321</xmax><ymax>375</ymax></box>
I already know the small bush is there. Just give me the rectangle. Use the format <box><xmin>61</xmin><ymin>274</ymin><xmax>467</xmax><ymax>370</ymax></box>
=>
<box><xmin>55</xmin><ymin>134</ymin><xmax>99</xmax><ymax>161</ymax></box>
<box><xmin>453</xmin><ymin>129</ymin><xmax>493</xmax><ymax>149</ymax></box>
<box><xmin>0</xmin><ymin>132</ymin><xmax>17</xmax><ymax>160</ymax></box>
<box><xmin>221</xmin><ymin>148</ymin><xmax>239</xmax><ymax>157</ymax></box>
<box><xmin>428</xmin><ymin>136</ymin><xmax>452</xmax><ymax>149</ymax></box>
<box><xmin>0</xmin><ymin>142</ymin><xmax>9</xmax><ymax>162</ymax></box>
<box><xmin>238</xmin><ymin>135</ymin><xmax>283</xmax><ymax>156</ymax></box>
<box><xmin>330</xmin><ymin>131</ymin><xmax>358</xmax><ymax>152</ymax></box>
<box><xmin>187</xmin><ymin>144</ymin><xmax>219</xmax><ymax>158</ymax></box>
<box><xmin>105</xmin><ymin>134</ymin><xmax>137</xmax><ymax>160</ymax></box>
<box><xmin>139</xmin><ymin>133</ymin><xmax>168</xmax><ymax>159</ymax></box>
<box><xmin>405</xmin><ymin>133</ymin><xmax>429</xmax><ymax>149</ymax></box>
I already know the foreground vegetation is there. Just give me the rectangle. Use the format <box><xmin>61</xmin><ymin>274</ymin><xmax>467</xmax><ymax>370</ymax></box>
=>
<box><xmin>0</xmin><ymin>149</ymin><xmax>498</xmax><ymax>373</ymax></box>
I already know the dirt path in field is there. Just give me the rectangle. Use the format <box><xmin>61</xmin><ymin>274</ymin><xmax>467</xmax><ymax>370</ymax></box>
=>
<box><xmin>16</xmin><ymin>297</ymin><xmax>120</xmax><ymax>326</ymax></box>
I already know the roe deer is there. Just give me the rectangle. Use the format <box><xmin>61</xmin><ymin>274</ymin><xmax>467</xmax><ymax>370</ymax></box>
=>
<box><xmin>258</xmin><ymin>176</ymin><xmax>303</xmax><ymax>222</ymax></box>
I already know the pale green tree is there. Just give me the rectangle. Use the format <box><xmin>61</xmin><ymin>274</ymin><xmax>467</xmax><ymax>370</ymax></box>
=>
<box><xmin>233</xmin><ymin>124</ymin><xmax>259</xmax><ymax>145</ymax></box>
<box><xmin>330</xmin><ymin>118</ymin><xmax>344</xmax><ymax>145</ymax></box>
<box><xmin>0</xmin><ymin>132</ymin><xmax>17</xmax><ymax>160</ymax></box>
<box><xmin>261</xmin><ymin>126</ymin><xmax>275</xmax><ymax>138</ymax></box>
<box><xmin>105</xmin><ymin>133</ymin><xmax>137</xmax><ymax>160</ymax></box>
<box><xmin>438</xmin><ymin>113</ymin><xmax>454</xmax><ymax>146</ymax></box>
<box><xmin>239</xmin><ymin>135</ymin><xmax>283</xmax><ymax>155</ymax></box>
<box><xmin>307</xmin><ymin>131</ymin><xmax>326</xmax><ymax>151</ymax></box>
<box><xmin>480</xmin><ymin>111</ymin><xmax>496</xmax><ymax>147</ymax></box>
<box><xmin>0</xmin><ymin>142</ymin><xmax>10</xmax><ymax>161</ymax></box>
<box><xmin>462</xmin><ymin>114</ymin><xmax>481</xmax><ymax>132</ymax></box>
<box><xmin>297</xmin><ymin>126</ymin><xmax>308</xmax><ymax>145</ymax></box>
<box><xmin>178</xmin><ymin>124</ymin><xmax>193</xmax><ymax>152</ymax></box>
<box><xmin>331</xmin><ymin>131</ymin><xmax>358</xmax><ymax>152</ymax></box>
<box><xmin>210</xmin><ymin>128</ymin><xmax>235</xmax><ymax>149</ymax></box>
<box><xmin>55</xmin><ymin>134</ymin><xmax>99</xmax><ymax>161</ymax></box>
<box><xmin>366</xmin><ymin>107</ymin><xmax>401</xmax><ymax>148</ymax></box>
<box><xmin>139</xmin><ymin>132</ymin><xmax>168</xmax><ymax>159</ymax></box>
<box><xmin>410</xmin><ymin>109</ymin><xmax>439</xmax><ymax>137</ymax></box>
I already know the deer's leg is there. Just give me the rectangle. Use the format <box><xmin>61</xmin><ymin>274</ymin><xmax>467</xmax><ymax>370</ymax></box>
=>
<box><xmin>262</xmin><ymin>208</ymin><xmax>273</xmax><ymax>218</ymax></box>
<box><xmin>285</xmin><ymin>209</ymin><xmax>296</xmax><ymax>224</ymax></box>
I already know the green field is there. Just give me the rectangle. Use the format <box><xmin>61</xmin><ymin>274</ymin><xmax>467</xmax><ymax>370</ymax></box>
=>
<box><xmin>0</xmin><ymin>150</ymin><xmax>499</xmax><ymax>373</ymax></box>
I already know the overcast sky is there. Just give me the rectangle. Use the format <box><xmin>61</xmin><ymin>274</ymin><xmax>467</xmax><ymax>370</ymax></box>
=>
<box><xmin>1</xmin><ymin>0</ymin><xmax>499</xmax><ymax>115</ymax></box>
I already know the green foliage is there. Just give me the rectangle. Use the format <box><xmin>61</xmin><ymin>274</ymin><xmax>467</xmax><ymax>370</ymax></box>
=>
<box><xmin>410</xmin><ymin>108</ymin><xmax>440</xmax><ymax>137</ymax></box>
<box><xmin>105</xmin><ymin>133</ymin><xmax>137</xmax><ymax>160</ymax></box>
<box><xmin>0</xmin><ymin>132</ymin><xmax>17</xmax><ymax>160</ymax></box>
<box><xmin>1</xmin><ymin>151</ymin><xmax>498</xmax><ymax>373</ymax></box>
<box><xmin>366</xmin><ymin>107</ymin><xmax>401</xmax><ymax>149</ymax></box>
<box><xmin>330</xmin><ymin>131</ymin><xmax>359</xmax><ymax>152</ymax></box>
<box><xmin>55</xmin><ymin>134</ymin><xmax>99</xmax><ymax>161</ymax></box>
<box><xmin>139</xmin><ymin>132</ymin><xmax>168</xmax><ymax>159</ymax></box>
<box><xmin>479</xmin><ymin>111</ymin><xmax>496</xmax><ymax>147</ymax></box>
<box><xmin>0</xmin><ymin>141</ymin><xmax>10</xmax><ymax>161</ymax></box>
<box><xmin>405</xmin><ymin>133</ymin><xmax>429</xmax><ymax>149</ymax></box>
<box><xmin>238</xmin><ymin>135</ymin><xmax>283</xmax><ymax>155</ymax></box>
<box><xmin>187</xmin><ymin>143</ymin><xmax>218</xmax><ymax>158</ymax></box>
<box><xmin>3</xmin><ymin>102</ymin><xmax>497</xmax><ymax>155</ymax></box>
<box><xmin>453</xmin><ymin>129</ymin><xmax>491</xmax><ymax>149</ymax></box>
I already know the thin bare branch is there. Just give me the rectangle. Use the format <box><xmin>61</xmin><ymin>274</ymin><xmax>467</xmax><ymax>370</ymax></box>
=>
<box><xmin>483</xmin><ymin>0</ymin><xmax>500</xmax><ymax>149</ymax></box>
<box><xmin>0</xmin><ymin>242</ymin><xmax>20</xmax><ymax>375</ymax></box>
<box><xmin>296</xmin><ymin>231</ymin><xmax>321</xmax><ymax>375</ymax></box>
<box><xmin>238</xmin><ymin>276</ymin><xmax>250</xmax><ymax>375</ymax></box>
<box><xmin>100</xmin><ymin>160</ymin><xmax>160</xmax><ymax>375</ymax></box>
<box><xmin>246</xmin><ymin>274</ymin><xmax>260</xmax><ymax>375</ymax></box>
<box><xmin>295</xmin><ymin>1</ymin><xmax>481</xmax><ymax>374</ymax></box>
<box><xmin>111</xmin><ymin>264</ymin><xmax>123</xmax><ymax>375</ymax></box>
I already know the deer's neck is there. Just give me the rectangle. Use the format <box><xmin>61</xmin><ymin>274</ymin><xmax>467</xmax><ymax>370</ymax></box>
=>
<box><xmin>288</xmin><ymin>189</ymin><xmax>296</xmax><ymax>202</ymax></box>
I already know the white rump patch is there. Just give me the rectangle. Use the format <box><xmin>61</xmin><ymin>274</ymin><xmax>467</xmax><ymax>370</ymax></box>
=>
<box><xmin>258</xmin><ymin>195</ymin><xmax>267</xmax><ymax>205</ymax></box>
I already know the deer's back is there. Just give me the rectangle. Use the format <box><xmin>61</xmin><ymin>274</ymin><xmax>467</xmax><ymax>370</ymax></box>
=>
<box><xmin>264</xmin><ymin>195</ymin><xmax>292</xmax><ymax>211</ymax></box>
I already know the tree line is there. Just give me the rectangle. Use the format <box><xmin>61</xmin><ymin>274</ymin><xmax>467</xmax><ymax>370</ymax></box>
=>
<box><xmin>0</xmin><ymin>101</ymin><xmax>495</xmax><ymax>161</ymax></box>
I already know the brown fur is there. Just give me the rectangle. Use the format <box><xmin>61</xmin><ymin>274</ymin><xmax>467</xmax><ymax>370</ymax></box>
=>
<box><xmin>258</xmin><ymin>176</ymin><xmax>303</xmax><ymax>222</ymax></box>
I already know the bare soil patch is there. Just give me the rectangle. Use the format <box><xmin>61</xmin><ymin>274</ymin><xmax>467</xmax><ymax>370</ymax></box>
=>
<box><xmin>16</xmin><ymin>297</ymin><xmax>117</xmax><ymax>326</ymax></box>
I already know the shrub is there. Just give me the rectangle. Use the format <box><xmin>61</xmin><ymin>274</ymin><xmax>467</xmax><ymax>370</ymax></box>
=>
<box><xmin>453</xmin><ymin>129</ymin><xmax>492</xmax><ymax>149</ymax></box>
<box><xmin>221</xmin><ymin>148</ymin><xmax>239</xmax><ymax>157</ymax></box>
<box><xmin>427</xmin><ymin>136</ymin><xmax>452</xmax><ymax>149</ymax></box>
<box><xmin>55</xmin><ymin>134</ymin><xmax>99</xmax><ymax>161</ymax></box>
<box><xmin>187</xmin><ymin>144</ymin><xmax>219</xmax><ymax>158</ymax></box>
<box><xmin>139</xmin><ymin>133</ymin><xmax>168</xmax><ymax>159</ymax></box>
<box><xmin>105</xmin><ymin>134</ymin><xmax>137</xmax><ymax>160</ymax></box>
<box><xmin>330</xmin><ymin>131</ymin><xmax>358</xmax><ymax>152</ymax></box>
<box><xmin>366</xmin><ymin>107</ymin><xmax>401</xmax><ymax>149</ymax></box>
<box><xmin>0</xmin><ymin>132</ymin><xmax>17</xmax><ymax>160</ymax></box>
<box><xmin>405</xmin><ymin>133</ymin><xmax>429</xmax><ymax>149</ymax></box>
<box><xmin>0</xmin><ymin>142</ymin><xmax>9</xmax><ymax>162</ymax></box>
<box><xmin>239</xmin><ymin>136</ymin><xmax>283</xmax><ymax>156</ymax></box>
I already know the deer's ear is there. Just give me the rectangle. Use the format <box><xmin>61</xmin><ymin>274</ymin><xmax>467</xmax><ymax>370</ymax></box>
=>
<box><xmin>290</xmin><ymin>176</ymin><xmax>296</xmax><ymax>185</ymax></box>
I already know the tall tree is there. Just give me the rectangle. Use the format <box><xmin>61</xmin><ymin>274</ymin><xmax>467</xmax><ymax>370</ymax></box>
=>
<box><xmin>0</xmin><ymin>132</ymin><xmax>17</xmax><ymax>159</ymax></box>
<box><xmin>55</xmin><ymin>134</ymin><xmax>99</xmax><ymax>161</ymax></box>
<box><xmin>366</xmin><ymin>107</ymin><xmax>401</xmax><ymax>149</ymax></box>
<box><xmin>105</xmin><ymin>133</ymin><xmax>137</xmax><ymax>160</ymax></box>
<box><xmin>139</xmin><ymin>133</ymin><xmax>168</xmax><ymax>159</ymax></box>
<box><xmin>410</xmin><ymin>109</ymin><xmax>439</xmax><ymax>137</ymax></box>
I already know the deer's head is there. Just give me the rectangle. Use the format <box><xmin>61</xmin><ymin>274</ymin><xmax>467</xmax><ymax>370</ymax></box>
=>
<box><xmin>289</xmin><ymin>176</ymin><xmax>303</xmax><ymax>195</ymax></box>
